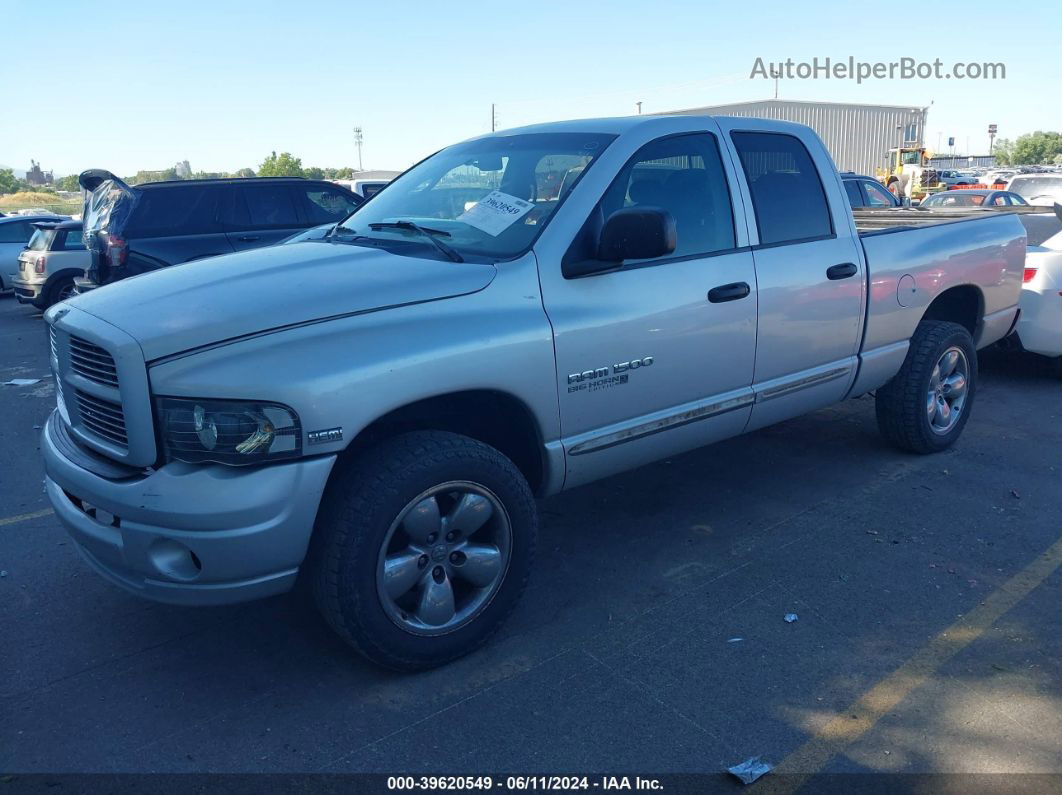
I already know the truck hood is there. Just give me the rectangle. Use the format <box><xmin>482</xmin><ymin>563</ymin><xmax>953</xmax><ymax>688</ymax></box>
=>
<box><xmin>66</xmin><ymin>240</ymin><xmax>497</xmax><ymax>361</ymax></box>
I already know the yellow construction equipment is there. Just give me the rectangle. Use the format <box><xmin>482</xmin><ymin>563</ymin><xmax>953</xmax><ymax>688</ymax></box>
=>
<box><xmin>875</xmin><ymin>148</ymin><xmax>946</xmax><ymax>202</ymax></box>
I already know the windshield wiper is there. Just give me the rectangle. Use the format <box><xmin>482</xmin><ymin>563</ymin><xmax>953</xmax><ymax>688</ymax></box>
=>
<box><xmin>367</xmin><ymin>221</ymin><xmax>464</xmax><ymax>262</ymax></box>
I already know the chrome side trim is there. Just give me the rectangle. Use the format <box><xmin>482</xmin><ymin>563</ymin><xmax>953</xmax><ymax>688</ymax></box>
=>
<box><xmin>754</xmin><ymin>366</ymin><xmax>852</xmax><ymax>403</ymax></box>
<box><xmin>568</xmin><ymin>393</ymin><xmax>754</xmax><ymax>456</ymax></box>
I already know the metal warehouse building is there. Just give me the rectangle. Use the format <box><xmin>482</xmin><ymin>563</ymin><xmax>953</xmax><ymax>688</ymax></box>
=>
<box><xmin>663</xmin><ymin>99</ymin><xmax>929</xmax><ymax>177</ymax></box>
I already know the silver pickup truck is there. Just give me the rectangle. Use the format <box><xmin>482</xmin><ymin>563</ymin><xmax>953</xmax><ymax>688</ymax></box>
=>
<box><xmin>42</xmin><ymin>116</ymin><xmax>1025</xmax><ymax>670</ymax></box>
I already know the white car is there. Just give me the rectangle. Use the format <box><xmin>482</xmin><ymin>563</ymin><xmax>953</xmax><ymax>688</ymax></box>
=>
<box><xmin>1015</xmin><ymin>207</ymin><xmax>1062</xmax><ymax>372</ymax></box>
<box><xmin>1008</xmin><ymin>174</ymin><xmax>1062</xmax><ymax>207</ymax></box>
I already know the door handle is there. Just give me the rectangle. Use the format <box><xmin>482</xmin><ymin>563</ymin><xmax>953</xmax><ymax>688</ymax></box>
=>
<box><xmin>237</xmin><ymin>235</ymin><xmax>261</xmax><ymax>242</ymax></box>
<box><xmin>826</xmin><ymin>262</ymin><xmax>858</xmax><ymax>280</ymax></box>
<box><xmin>707</xmin><ymin>281</ymin><xmax>751</xmax><ymax>303</ymax></box>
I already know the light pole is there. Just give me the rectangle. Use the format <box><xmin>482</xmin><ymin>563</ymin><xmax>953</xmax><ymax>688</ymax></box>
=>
<box><xmin>353</xmin><ymin>127</ymin><xmax>363</xmax><ymax>172</ymax></box>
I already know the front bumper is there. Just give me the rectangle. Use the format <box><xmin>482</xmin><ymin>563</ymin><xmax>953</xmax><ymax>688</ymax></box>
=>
<box><xmin>42</xmin><ymin>411</ymin><xmax>337</xmax><ymax>605</ymax></box>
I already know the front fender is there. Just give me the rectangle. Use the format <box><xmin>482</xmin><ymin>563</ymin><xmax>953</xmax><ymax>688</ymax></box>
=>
<box><xmin>148</xmin><ymin>254</ymin><xmax>561</xmax><ymax>479</ymax></box>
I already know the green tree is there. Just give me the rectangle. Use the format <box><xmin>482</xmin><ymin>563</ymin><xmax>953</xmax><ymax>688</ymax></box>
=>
<box><xmin>55</xmin><ymin>174</ymin><xmax>81</xmax><ymax>192</ymax></box>
<box><xmin>992</xmin><ymin>138</ymin><xmax>1013</xmax><ymax>165</ymax></box>
<box><xmin>0</xmin><ymin>168</ymin><xmax>23</xmax><ymax>194</ymax></box>
<box><xmin>234</xmin><ymin>167</ymin><xmax>256</xmax><ymax>178</ymax></box>
<box><xmin>258</xmin><ymin>151</ymin><xmax>304</xmax><ymax>177</ymax></box>
<box><xmin>1009</xmin><ymin>131</ymin><xmax>1062</xmax><ymax>165</ymax></box>
<box><xmin>304</xmin><ymin>166</ymin><xmax>325</xmax><ymax>180</ymax></box>
<box><xmin>333</xmin><ymin>167</ymin><xmax>354</xmax><ymax>179</ymax></box>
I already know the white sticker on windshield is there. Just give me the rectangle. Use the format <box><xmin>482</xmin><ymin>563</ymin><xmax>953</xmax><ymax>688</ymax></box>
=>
<box><xmin>457</xmin><ymin>191</ymin><xmax>534</xmax><ymax>236</ymax></box>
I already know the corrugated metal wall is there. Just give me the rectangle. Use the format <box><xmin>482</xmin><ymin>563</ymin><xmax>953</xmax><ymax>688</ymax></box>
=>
<box><xmin>665</xmin><ymin>100</ymin><xmax>927</xmax><ymax>176</ymax></box>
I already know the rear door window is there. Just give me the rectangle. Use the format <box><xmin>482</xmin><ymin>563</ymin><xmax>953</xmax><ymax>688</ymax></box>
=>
<box><xmin>0</xmin><ymin>222</ymin><xmax>33</xmax><ymax>244</ymax></box>
<box><xmin>235</xmin><ymin>183</ymin><xmax>300</xmax><ymax>229</ymax></box>
<box><xmin>731</xmin><ymin>132</ymin><xmax>833</xmax><ymax>245</ymax></box>
<box><xmin>298</xmin><ymin>186</ymin><xmax>361</xmax><ymax>224</ymax></box>
<box><xmin>126</xmin><ymin>186</ymin><xmax>223</xmax><ymax>237</ymax></box>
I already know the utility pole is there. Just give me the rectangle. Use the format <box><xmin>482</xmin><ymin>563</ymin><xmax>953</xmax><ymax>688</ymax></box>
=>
<box><xmin>774</xmin><ymin>76</ymin><xmax>779</xmax><ymax>99</ymax></box>
<box><xmin>491</xmin><ymin>104</ymin><xmax>497</xmax><ymax>132</ymax></box>
<box><xmin>353</xmin><ymin>126</ymin><xmax>363</xmax><ymax>172</ymax></box>
<box><xmin>988</xmin><ymin>124</ymin><xmax>997</xmax><ymax>155</ymax></box>
<box><xmin>635</xmin><ymin>101</ymin><xmax>642</xmax><ymax>115</ymax></box>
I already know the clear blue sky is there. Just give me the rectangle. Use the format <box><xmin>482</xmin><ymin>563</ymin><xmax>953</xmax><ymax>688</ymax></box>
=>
<box><xmin>2</xmin><ymin>0</ymin><xmax>1058</xmax><ymax>177</ymax></box>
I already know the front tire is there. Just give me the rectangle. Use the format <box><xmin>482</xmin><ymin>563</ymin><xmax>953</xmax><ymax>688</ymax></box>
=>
<box><xmin>310</xmin><ymin>431</ymin><xmax>537</xmax><ymax>671</ymax></box>
<box><xmin>876</xmin><ymin>320</ymin><xmax>977</xmax><ymax>454</ymax></box>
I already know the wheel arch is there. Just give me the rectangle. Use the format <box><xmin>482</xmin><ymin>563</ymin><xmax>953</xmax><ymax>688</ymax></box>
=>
<box><xmin>339</xmin><ymin>389</ymin><xmax>548</xmax><ymax>495</ymax></box>
<box><xmin>920</xmin><ymin>284</ymin><xmax>984</xmax><ymax>340</ymax></box>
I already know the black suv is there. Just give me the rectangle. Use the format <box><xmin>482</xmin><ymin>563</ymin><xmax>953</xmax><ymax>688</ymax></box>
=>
<box><xmin>75</xmin><ymin>172</ymin><xmax>362</xmax><ymax>292</ymax></box>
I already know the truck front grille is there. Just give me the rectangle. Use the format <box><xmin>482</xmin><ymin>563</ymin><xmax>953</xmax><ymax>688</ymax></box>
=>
<box><xmin>69</xmin><ymin>335</ymin><xmax>119</xmax><ymax>387</ymax></box>
<box><xmin>74</xmin><ymin>389</ymin><xmax>128</xmax><ymax>447</ymax></box>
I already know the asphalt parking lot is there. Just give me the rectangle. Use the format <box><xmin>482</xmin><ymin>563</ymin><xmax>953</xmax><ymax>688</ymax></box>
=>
<box><xmin>1</xmin><ymin>293</ymin><xmax>1060</xmax><ymax>785</ymax></box>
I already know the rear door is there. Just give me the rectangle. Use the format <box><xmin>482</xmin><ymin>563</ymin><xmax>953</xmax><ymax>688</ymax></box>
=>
<box><xmin>125</xmin><ymin>184</ymin><xmax>232</xmax><ymax>270</ymax></box>
<box><xmin>718</xmin><ymin>123</ymin><xmax>865</xmax><ymax>431</ymax></box>
<box><xmin>224</xmin><ymin>182</ymin><xmax>303</xmax><ymax>251</ymax></box>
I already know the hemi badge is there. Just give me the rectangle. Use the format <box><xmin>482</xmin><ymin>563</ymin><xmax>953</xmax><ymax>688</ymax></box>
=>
<box><xmin>308</xmin><ymin>427</ymin><xmax>343</xmax><ymax>445</ymax></box>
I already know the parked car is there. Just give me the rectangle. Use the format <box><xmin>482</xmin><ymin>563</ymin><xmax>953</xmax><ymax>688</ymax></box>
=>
<box><xmin>841</xmin><ymin>172</ymin><xmax>901</xmax><ymax>208</ymax></box>
<box><xmin>936</xmin><ymin>169</ymin><xmax>978</xmax><ymax>187</ymax></box>
<box><xmin>42</xmin><ymin>115</ymin><xmax>1024</xmax><ymax>670</ymax></box>
<box><xmin>920</xmin><ymin>190</ymin><xmax>1028</xmax><ymax>208</ymax></box>
<box><xmin>1</xmin><ymin>214</ymin><xmax>71</xmax><ymax>294</ymax></box>
<box><xmin>1009</xmin><ymin>205</ymin><xmax>1062</xmax><ymax>373</ymax></box>
<box><xmin>74</xmin><ymin>172</ymin><xmax>363</xmax><ymax>292</ymax></box>
<box><xmin>11</xmin><ymin>220</ymin><xmax>90</xmax><ymax>309</ymax></box>
<box><xmin>981</xmin><ymin>170</ymin><xmax>1016</xmax><ymax>187</ymax></box>
<box><xmin>1007</xmin><ymin>174</ymin><xmax>1062</xmax><ymax>207</ymax></box>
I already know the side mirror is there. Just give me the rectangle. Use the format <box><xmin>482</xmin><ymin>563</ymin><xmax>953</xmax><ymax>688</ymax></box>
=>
<box><xmin>598</xmin><ymin>206</ymin><xmax>677</xmax><ymax>262</ymax></box>
<box><xmin>562</xmin><ymin>207</ymin><xmax>676</xmax><ymax>278</ymax></box>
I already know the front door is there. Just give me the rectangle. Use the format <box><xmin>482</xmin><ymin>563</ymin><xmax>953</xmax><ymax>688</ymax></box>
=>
<box><xmin>539</xmin><ymin>129</ymin><xmax>758</xmax><ymax>488</ymax></box>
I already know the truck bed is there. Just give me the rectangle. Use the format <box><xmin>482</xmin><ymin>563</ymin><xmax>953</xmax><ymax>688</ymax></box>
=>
<box><xmin>854</xmin><ymin>204</ymin><xmax>1055</xmax><ymax>235</ymax></box>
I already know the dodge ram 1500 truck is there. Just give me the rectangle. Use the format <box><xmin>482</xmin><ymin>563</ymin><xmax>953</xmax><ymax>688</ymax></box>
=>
<box><xmin>42</xmin><ymin>116</ymin><xmax>1025</xmax><ymax>670</ymax></box>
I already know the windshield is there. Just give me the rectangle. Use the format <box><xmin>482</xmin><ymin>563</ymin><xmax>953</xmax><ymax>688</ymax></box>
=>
<box><xmin>335</xmin><ymin>132</ymin><xmax>616</xmax><ymax>261</ymax></box>
<box><xmin>27</xmin><ymin>228</ymin><xmax>57</xmax><ymax>251</ymax></box>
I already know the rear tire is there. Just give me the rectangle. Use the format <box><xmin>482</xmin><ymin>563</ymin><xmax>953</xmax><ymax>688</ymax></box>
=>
<box><xmin>44</xmin><ymin>276</ymin><xmax>76</xmax><ymax>309</ymax></box>
<box><xmin>309</xmin><ymin>430</ymin><xmax>537</xmax><ymax>671</ymax></box>
<box><xmin>876</xmin><ymin>320</ymin><xmax>977</xmax><ymax>454</ymax></box>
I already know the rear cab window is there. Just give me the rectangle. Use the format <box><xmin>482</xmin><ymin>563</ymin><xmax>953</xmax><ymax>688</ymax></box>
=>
<box><xmin>731</xmin><ymin>131</ymin><xmax>833</xmax><ymax>246</ymax></box>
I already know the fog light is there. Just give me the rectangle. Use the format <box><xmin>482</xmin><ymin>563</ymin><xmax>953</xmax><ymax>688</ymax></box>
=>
<box><xmin>148</xmin><ymin>538</ymin><xmax>202</xmax><ymax>581</ymax></box>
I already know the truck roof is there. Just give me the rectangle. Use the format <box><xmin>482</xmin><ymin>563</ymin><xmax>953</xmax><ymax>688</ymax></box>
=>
<box><xmin>486</xmin><ymin>114</ymin><xmax>812</xmax><ymax>138</ymax></box>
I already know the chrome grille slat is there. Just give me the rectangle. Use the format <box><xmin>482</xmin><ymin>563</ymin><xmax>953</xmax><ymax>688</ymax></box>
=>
<box><xmin>69</xmin><ymin>335</ymin><xmax>119</xmax><ymax>387</ymax></box>
<box><xmin>75</xmin><ymin>389</ymin><xmax>128</xmax><ymax>446</ymax></box>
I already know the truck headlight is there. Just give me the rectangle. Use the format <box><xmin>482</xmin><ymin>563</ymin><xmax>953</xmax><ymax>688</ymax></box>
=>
<box><xmin>156</xmin><ymin>397</ymin><xmax>301</xmax><ymax>465</ymax></box>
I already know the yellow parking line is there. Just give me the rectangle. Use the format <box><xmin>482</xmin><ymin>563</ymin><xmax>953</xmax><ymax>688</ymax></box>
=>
<box><xmin>764</xmin><ymin>534</ymin><xmax>1062</xmax><ymax>793</ymax></box>
<box><xmin>0</xmin><ymin>508</ymin><xmax>54</xmax><ymax>527</ymax></box>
